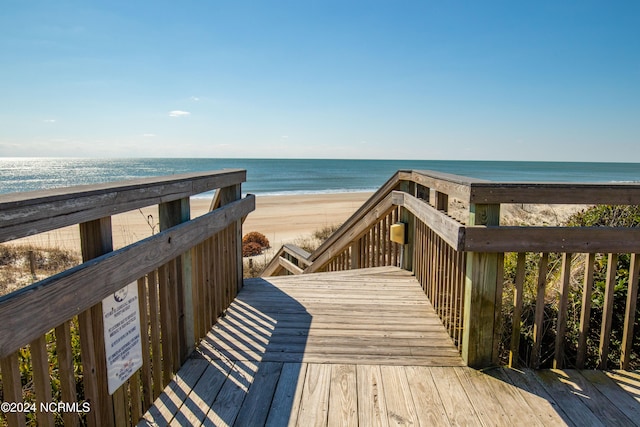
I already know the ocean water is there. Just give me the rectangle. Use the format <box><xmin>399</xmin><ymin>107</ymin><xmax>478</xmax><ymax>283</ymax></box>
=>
<box><xmin>1</xmin><ymin>158</ymin><xmax>639</xmax><ymax>197</ymax></box>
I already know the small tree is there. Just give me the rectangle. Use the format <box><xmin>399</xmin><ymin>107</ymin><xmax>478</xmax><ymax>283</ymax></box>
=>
<box><xmin>242</xmin><ymin>232</ymin><xmax>270</xmax><ymax>257</ymax></box>
<box><xmin>242</xmin><ymin>232</ymin><xmax>270</xmax><ymax>249</ymax></box>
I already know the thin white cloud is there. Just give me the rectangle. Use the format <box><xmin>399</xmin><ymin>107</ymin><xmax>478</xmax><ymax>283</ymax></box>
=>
<box><xmin>169</xmin><ymin>110</ymin><xmax>191</xmax><ymax>117</ymax></box>
<box><xmin>190</xmin><ymin>96</ymin><xmax>200</xmax><ymax>101</ymax></box>
<box><xmin>43</xmin><ymin>119</ymin><xmax>56</xmax><ymax>123</ymax></box>
<box><xmin>143</xmin><ymin>133</ymin><xmax>156</xmax><ymax>137</ymax></box>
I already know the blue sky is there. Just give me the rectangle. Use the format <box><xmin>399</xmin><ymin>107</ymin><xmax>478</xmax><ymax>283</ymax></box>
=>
<box><xmin>1</xmin><ymin>1</ymin><xmax>638</xmax><ymax>160</ymax></box>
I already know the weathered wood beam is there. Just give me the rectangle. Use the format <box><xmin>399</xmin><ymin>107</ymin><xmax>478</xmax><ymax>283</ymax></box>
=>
<box><xmin>394</xmin><ymin>192</ymin><xmax>464</xmax><ymax>250</ymax></box>
<box><xmin>410</xmin><ymin>170</ymin><xmax>478</xmax><ymax>202</ymax></box>
<box><xmin>308</xmin><ymin>171</ymin><xmax>408</xmax><ymax>263</ymax></box>
<box><xmin>469</xmin><ymin>182</ymin><xmax>640</xmax><ymax>205</ymax></box>
<box><xmin>462</xmin><ymin>202</ymin><xmax>501</xmax><ymax>368</ymax></box>
<box><xmin>305</xmin><ymin>194</ymin><xmax>396</xmax><ymax>273</ymax></box>
<box><xmin>78</xmin><ymin>217</ymin><xmax>114</xmax><ymax>426</ymax></box>
<box><xmin>159</xmin><ymin>198</ymin><xmax>192</xmax><ymax>362</ymax></box>
<box><xmin>463</xmin><ymin>226</ymin><xmax>640</xmax><ymax>253</ymax></box>
<box><xmin>0</xmin><ymin>195</ymin><xmax>254</xmax><ymax>359</ymax></box>
<box><xmin>0</xmin><ymin>169</ymin><xmax>246</xmax><ymax>243</ymax></box>
<box><xmin>278</xmin><ymin>257</ymin><xmax>304</xmax><ymax>275</ymax></box>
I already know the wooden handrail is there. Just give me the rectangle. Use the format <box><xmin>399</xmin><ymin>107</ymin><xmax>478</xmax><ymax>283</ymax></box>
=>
<box><xmin>306</xmin><ymin>170</ymin><xmax>411</xmax><ymax>265</ymax></box>
<box><xmin>410</xmin><ymin>170</ymin><xmax>480</xmax><ymax>201</ymax></box>
<box><xmin>0</xmin><ymin>195</ymin><xmax>254</xmax><ymax>359</ymax></box>
<box><xmin>261</xmin><ymin>244</ymin><xmax>312</xmax><ymax>276</ymax></box>
<box><xmin>0</xmin><ymin>169</ymin><xmax>252</xmax><ymax>425</ymax></box>
<box><xmin>261</xmin><ymin>169</ymin><xmax>640</xmax><ymax>371</ymax></box>
<box><xmin>393</xmin><ymin>192</ymin><xmax>464</xmax><ymax>249</ymax></box>
<box><xmin>468</xmin><ymin>181</ymin><xmax>640</xmax><ymax>205</ymax></box>
<box><xmin>463</xmin><ymin>226</ymin><xmax>640</xmax><ymax>253</ymax></box>
<box><xmin>0</xmin><ymin>168</ymin><xmax>246</xmax><ymax>243</ymax></box>
<box><xmin>305</xmin><ymin>192</ymin><xmax>397</xmax><ymax>273</ymax></box>
<box><xmin>396</xmin><ymin>192</ymin><xmax>640</xmax><ymax>253</ymax></box>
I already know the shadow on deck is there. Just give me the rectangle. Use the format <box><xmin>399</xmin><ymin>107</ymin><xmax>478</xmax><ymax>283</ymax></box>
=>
<box><xmin>139</xmin><ymin>267</ymin><xmax>640</xmax><ymax>426</ymax></box>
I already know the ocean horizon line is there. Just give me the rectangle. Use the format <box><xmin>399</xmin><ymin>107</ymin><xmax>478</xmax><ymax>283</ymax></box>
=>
<box><xmin>2</xmin><ymin>156</ymin><xmax>640</xmax><ymax>165</ymax></box>
<box><xmin>1</xmin><ymin>158</ymin><xmax>639</xmax><ymax>196</ymax></box>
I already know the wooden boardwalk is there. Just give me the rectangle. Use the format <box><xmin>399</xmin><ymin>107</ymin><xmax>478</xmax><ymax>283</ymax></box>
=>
<box><xmin>139</xmin><ymin>267</ymin><xmax>640</xmax><ymax>426</ymax></box>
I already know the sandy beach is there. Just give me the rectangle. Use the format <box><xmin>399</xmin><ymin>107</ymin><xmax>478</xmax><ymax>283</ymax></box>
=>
<box><xmin>11</xmin><ymin>192</ymin><xmax>374</xmax><ymax>254</ymax></box>
<box><xmin>9</xmin><ymin>190</ymin><xmax>588</xmax><ymax>259</ymax></box>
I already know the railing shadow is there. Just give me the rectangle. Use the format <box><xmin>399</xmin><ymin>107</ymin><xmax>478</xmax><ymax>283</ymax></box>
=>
<box><xmin>139</xmin><ymin>277</ymin><xmax>311</xmax><ymax>426</ymax></box>
<box><xmin>484</xmin><ymin>367</ymin><xmax>640</xmax><ymax>426</ymax></box>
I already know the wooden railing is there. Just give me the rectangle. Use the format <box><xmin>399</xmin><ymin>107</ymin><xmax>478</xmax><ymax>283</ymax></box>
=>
<box><xmin>263</xmin><ymin>170</ymin><xmax>640</xmax><ymax>370</ymax></box>
<box><xmin>0</xmin><ymin>170</ymin><xmax>255</xmax><ymax>427</ymax></box>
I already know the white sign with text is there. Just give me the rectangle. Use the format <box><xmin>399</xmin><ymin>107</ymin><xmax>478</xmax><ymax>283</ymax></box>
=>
<box><xmin>102</xmin><ymin>281</ymin><xmax>143</xmax><ymax>395</ymax></box>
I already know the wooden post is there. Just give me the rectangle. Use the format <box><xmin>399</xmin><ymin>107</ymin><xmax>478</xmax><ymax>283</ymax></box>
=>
<box><xmin>219</xmin><ymin>184</ymin><xmax>243</xmax><ymax>292</ymax></box>
<box><xmin>462</xmin><ymin>203</ymin><xmax>501</xmax><ymax>368</ymax></box>
<box><xmin>28</xmin><ymin>250</ymin><xmax>37</xmax><ymax>280</ymax></box>
<box><xmin>350</xmin><ymin>240</ymin><xmax>361</xmax><ymax>269</ymax></box>
<box><xmin>621</xmin><ymin>254</ymin><xmax>640</xmax><ymax>369</ymax></box>
<box><xmin>79</xmin><ymin>217</ymin><xmax>114</xmax><ymax>427</ymax></box>
<box><xmin>159</xmin><ymin>198</ymin><xmax>193</xmax><ymax>362</ymax></box>
<box><xmin>599</xmin><ymin>253</ymin><xmax>618</xmax><ymax>370</ymax></box>
<box><xmin>398</xmin><ymin>180</ymin><xmax>416</xmax><ymax>272</ymax></box>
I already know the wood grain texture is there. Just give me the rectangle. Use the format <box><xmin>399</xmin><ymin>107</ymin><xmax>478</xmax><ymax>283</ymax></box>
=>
<box><xmin>328</xmin><ymin>365</ymin><xmax>357</xmax><ymax>427</ymax></box>
<box><xmin>0</xmin><ymin>169</ymin><xmax>246</xmax><ymax>243</ymax></box>
<box><xmin>599</xmin><ymin>253</ymin><xmax>618</xmax><ymax>369</ymax></box>
<box><xmin>463</xmin><ymin>226</ymin><xmax>640</xmax><ymax>253</ymax></box>
<box><xmin>30</xmin><ymin>335</ymin><xmax>55</xmax><ymax>427</ymax></box>
<box><xmin>0</xmin><ymin>352</ymin><xmax>27</xmax><ymax>427</ymax></box>
<box><xmin>0</xmin><ymin>195</ymin><xmax>254</xmax><ymax>359</ymax></box>
<box><xmin>621</xmin><ymin>254</ymin><xmax>640</xmax><ymax>370</ymax></box>
<box><xmin>469</xmin><ymin>181</ymin><xmax>640</xmax><ymax>205</ymax></box>
<box><xmin>554</xmin><ymin>253</ymin><xmax>573</xmax><ymax>369</ymax></box>
<box><xmin>139</xmin><ymin>267</ymin><xmax>640</xmax><ymax>426</ymax></box>
<box><xmin>55</xmin><ymin>321</ymin><xmax>81</xmax><ymax>427</ymax></box>
<box><xmin>576</xmin><ymin>253</ymin><xmax>596</xmax><ymax>369</ymax></box>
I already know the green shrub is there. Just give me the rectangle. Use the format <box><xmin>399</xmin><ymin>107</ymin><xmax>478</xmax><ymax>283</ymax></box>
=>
<box><xmin>500</xmin><ymin>205</ymin><xmax>640</xmax><ymax>369</ymax></box>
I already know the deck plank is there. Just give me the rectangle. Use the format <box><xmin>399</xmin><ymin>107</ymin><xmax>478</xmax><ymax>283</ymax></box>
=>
<box><xmin>234</xmin><ymin>362</ymin><xmax>283</xmax><ymax>427</ymax></box>
<box><xmin>169</xmin><ymin>358</ymin><xmax>232</xmax><ymax>426</ymax></box>
<box><xmin>404</xmin><ymin>366</ymin><xmax>450</xmax><ymax>426</ymax></box>
<box><xmin>429</xmin><ymin>367</ymin><xmax>482</xmax><ymax>427</ymax></box>
<box><xmin>454</xmin><ymin>367</ymin><xmax>512</xmax><ymax>427</ymax></box>
<box><xmin>296</xmin><ymin>363</ymin><xmax>331</xmax><ymax>427</ymax></box>
<box><xmin>327</xmin><ymin>365</ymin><xmax>358</xmax><ymax>427</ymax></box>
<box><xmin>534</xmin><ymin>369</ymin><xmax>606</xmax><ymax>427</ymax></box>
<box><xmin>140</xmin><ymin>267</ymin><xmax>640</xmax><ymax>426</ymax></box>
<box><xmin>500</xmin><ymin>367</ymin><xmax>572</xmax><ymax>426</ymax></box>
<box><xmin>265</xmin><ymin>363</ymin><xmax>307</xmax><ymax>427</ymax></box>
<box><xmin>203</xmin><ymin>361</ymin><xmax>258</xmax><ymax>427</ymax></box>
<box><xmin>380</xmin><ymin>366</ymin><xmax>419</xmax><ymax>426</ymax></box>
<box><xmin>547</xmin><ymin>370</ymin><xmax>635</xmax><ymax>426</ymax></box>
<box><xmin>357</xmin><ymin>364</ymin><xmax>389</xmax><ymax>427</ymax></box>
<box><xmin>138</xmin><ymin>358</ymin><xmax>208</xmax><ymax>426</ymax></box>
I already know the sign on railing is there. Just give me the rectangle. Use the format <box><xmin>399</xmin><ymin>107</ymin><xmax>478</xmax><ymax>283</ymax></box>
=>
<box><xmin>102</xmin><ymin>282</ymin><xmax>143</xmax><ymax>395</ymax></box>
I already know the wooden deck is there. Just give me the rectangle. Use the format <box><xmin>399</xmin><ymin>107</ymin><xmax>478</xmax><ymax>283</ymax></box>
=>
<box><xmin>139</xmin><ymin>267</ymin><xmax>640</xmax><ymax>426</ymax></box>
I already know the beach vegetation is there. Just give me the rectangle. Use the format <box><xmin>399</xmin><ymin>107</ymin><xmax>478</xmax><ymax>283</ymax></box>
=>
<box><xmin>293</xmin><ymin>224</ymin><xmax>342</xmax><ymax>253</ymax></box>
<box><xmin>244</xmin><ymin>255</ymin><xmax>270</xmax><ymax>278</ymax></box>
<box><xmin>0</xmin><ymin>244</ymin><xmax>80</xmax><ymax>296</ymax></box>
<box><xmin>242</xmin><ymin>242</ymin><xmax>264</xmax><ymax>257</ymax></box>
<box><xmin>0</xmin><ymin>244</ymin><xmax>83</xmax><ymax>425</ymax></box>
<box><xmin>242</xmin><ymin>231</ymin><xmax>270</xmax><ymax>257</ymax></box>
<box><xmin>500</xmin><ymin>204</ymin><xmax>640</xmax><ymax>369</ymax></box>
<box><xmin>313</xmin><ymin>224</ymin><xmax>341</xmax><ymax>241</ymax></box>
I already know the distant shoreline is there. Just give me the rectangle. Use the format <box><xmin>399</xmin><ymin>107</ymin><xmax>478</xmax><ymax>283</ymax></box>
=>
<box><xmin>8</xmin><ymin>192</ymin><xmax>375</xmax><ymax>254</ymax></box>
<box><xmin>2</xmin><ymin>158</ymin><xmax>639</xmax><ymax>196</ymax></box>
<box><xmin>7</xmin><ymin>191</ymin><xmax>587</xmax><ymax>267</ymax></box>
